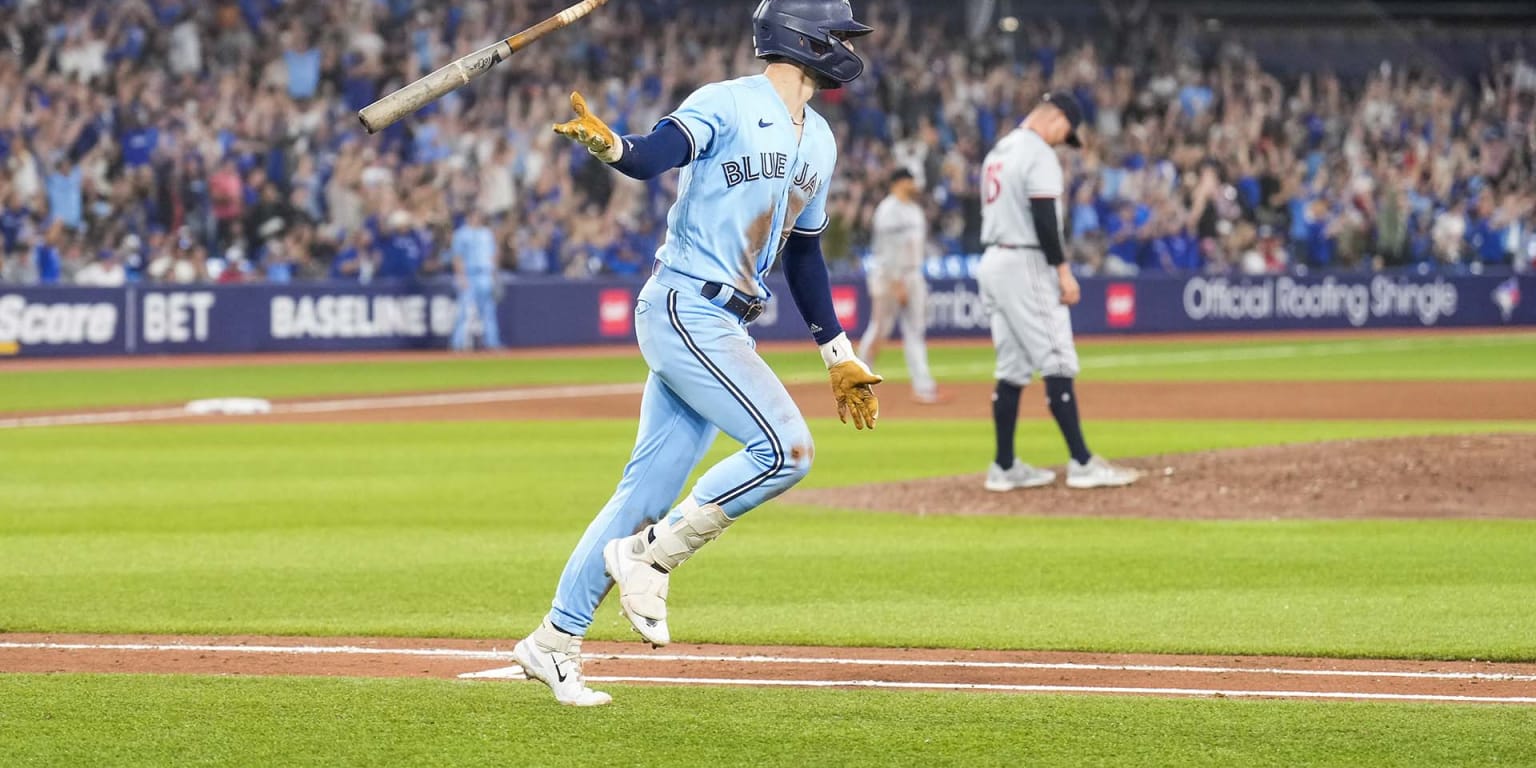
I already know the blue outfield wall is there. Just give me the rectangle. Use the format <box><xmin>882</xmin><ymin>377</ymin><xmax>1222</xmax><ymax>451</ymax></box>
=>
<box><xmin>0</xmin><ymin>273</ymin><xmax>1530</xmax><ymax>358</ymax></box>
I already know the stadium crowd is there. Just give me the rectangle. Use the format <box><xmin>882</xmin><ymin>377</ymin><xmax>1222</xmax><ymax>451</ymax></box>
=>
<box><xmin>1</xmin><ymin>0</ymin><xmax>1533</xmax><ymax>288</ymax></box>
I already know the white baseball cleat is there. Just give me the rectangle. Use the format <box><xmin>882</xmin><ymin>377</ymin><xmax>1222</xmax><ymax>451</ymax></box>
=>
<box><xmin>1066</xmin><ymin>456</ymin><xmax>1141</xmax><ymax>489</ymax></box>
<box><xmin>984</xmin><ymin>461</ymin><xmax>1057</xmax><ymax>492</ymax></box>
<box><xmin>513</xmin><ymin>620</ymin><xmax>612</xmax><ymax>707</ymax></box>
<box><xmin>603</xmin><ymin>535</ymin><xmax>671</xmax><ymax>648</ymax></box>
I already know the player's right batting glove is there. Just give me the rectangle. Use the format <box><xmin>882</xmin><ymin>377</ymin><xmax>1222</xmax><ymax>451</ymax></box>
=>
<box><xmin>553</xmin><ymin>91</ymin><xmax>623</xmax><ymax>163</ymax></box>
<box><xmin>820</xmin><ymin>333</ymin><xmax>883</xmax><ymax>430</ymax></box>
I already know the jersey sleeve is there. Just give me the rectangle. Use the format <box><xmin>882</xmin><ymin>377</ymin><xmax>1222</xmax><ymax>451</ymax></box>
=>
<box><xmin>792</xmin><ymin>145</ymin><xmax>836</xmax><ymax>236</ymax></box>
<box><xmin>1023</xmin><ymin>150</ymin><xmax>1065</xmax><ymax>199</ymax></box>
<box><xmin>659</xmin><ymin>82</ymin><xmax>737</xmax><ymax>162</ymax></box>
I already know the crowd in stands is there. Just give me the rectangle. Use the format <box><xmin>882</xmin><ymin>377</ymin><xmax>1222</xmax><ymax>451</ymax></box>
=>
<box><xmin>1</xmin><ymin>0</ymin><xmax>1533</xmax><ymax>288</ymax></box>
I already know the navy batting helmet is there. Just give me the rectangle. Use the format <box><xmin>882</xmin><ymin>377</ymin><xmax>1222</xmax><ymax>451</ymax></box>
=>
<box><xmin>752</xmin><ymin>0</ymin><xmax>873</xmax><ymax>88</ymax></box>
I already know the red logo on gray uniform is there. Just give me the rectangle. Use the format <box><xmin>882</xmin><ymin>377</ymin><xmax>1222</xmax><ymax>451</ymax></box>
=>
<box><xmin>1106</xmin><ymin>283</ymin><xmax>1136</xmax><ymax>328</ymax></box>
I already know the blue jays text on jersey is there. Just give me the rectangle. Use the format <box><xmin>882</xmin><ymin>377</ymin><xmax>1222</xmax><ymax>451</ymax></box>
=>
<box><xmin>653</xmin><ymin>74</ymin><xmax>836</xmax><ymax>298</ymax></box>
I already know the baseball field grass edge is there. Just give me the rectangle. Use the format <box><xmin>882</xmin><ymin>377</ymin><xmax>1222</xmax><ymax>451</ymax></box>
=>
<box><xmin>2</xmin><ymin>331</ymin><xmax>1532</xmax><ymax>413</ymax></box>
<box><xmin>3</xmin><ymin>420</ymin><xmax>1534</xmax><ymax>659</ymax></box>
<box><xmin>4</xmin><ymin>674</ymin><xmax>1535</xmax><ymax>768</ymax></box>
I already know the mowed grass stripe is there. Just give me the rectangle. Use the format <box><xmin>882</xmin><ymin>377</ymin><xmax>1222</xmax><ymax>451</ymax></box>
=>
<box><xmin>4</xmin><ymin>675</ymin><xmax>1535</xmax><ymax>768</ymax></box>
<box><xmin>923</xmin><ymin>333</ymin><xmax>1536</xmax><ymax>381</ymax></box>
<box><xmin>3</xmin><ymin>419</ymin><xmax>1534</xmax><ymax>658</ymax></box>
<box><xmin>2</xmin><ymin>332</ymin><xmax>1533</xmax><ymax>413</ymax></box>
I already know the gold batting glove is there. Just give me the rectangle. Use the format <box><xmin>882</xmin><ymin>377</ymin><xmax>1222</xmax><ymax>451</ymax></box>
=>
<box><xmin>820</xmin><ymin>333</ymin><xmax>883</xmax><ymax>430</ymax></box>
<box><xmin>552</xmin><ymin>91</ymin><xmax>623</xmax><ymax>163</ymax></box>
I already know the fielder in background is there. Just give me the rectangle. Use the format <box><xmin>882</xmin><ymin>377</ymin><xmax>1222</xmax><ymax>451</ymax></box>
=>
<box><xmin>511</xmin><ymin>0</ymin><xmax>880</xmax><ymax>707</ymax></box>
<box><xmin>978</xmin><ymin>92</ymin><xmax>1140</xmax><ymax>492</ymax></box>
<box><xmin>858</xmin><ymin>168</ymin><xmax>943</xmax><ymax>404</ymax></box>
<box><xmin>449</xmin><ymin>209</ymin><xmax>503</xmax><ymax>351</ymax></box>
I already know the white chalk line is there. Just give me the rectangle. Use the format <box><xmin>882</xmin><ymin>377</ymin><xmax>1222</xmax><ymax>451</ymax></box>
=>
<box><xmin>0</xmin><ymin>406</ymin><xmax>194</xmax><ymax>429</ymax></box>
<box><xmin>275</xmin><ymin>383</ymin><xmax>644</xmax><ymax>415</ymax></box>
<box><xmin>4</xmin><ymin>334</ymin><xmax>1532</xmax><ymax>428</ymax></box>
<box><xmin>0</xmin><ymin>641</ymin><xmax>516</xmax><ymax>661</ymax></box>
<box><xmin>0</xmin><ymin>383</ymin><xmax>646</xmax><ymax>429</ymax></box>
<box><xmin>4</xmin><ymin>641</ymin><xmax>1535</xmax><ymax>683</ymax></box>
<box><xmin>456</xmin><ymin>667</ymin><xmax>1536</xmax><ymax>705</ymax></box>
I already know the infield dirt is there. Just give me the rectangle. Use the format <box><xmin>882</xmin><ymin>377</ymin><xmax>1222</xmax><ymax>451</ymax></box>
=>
<box><xmin>788</xmin><ymin>434</ymin><xmax>1536</xmax><ymax>520</ymax></box>
<box><xmin>4</xmin><ymin>633</ymin><xmax>1534</xmax><ymax>704</ymax></box>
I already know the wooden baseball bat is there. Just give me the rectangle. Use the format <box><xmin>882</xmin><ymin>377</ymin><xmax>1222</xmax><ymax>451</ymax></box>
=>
<box><xmin>358</xmin><ymin>0</ymin><xmax>611</xmax><ymax>134</ymax></box>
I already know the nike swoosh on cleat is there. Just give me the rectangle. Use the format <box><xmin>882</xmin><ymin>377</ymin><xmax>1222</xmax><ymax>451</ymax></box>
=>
<box><xmin>549</xmin><ymin>653</ymin><xmax>568</xmax><ymax>682</ymax></box>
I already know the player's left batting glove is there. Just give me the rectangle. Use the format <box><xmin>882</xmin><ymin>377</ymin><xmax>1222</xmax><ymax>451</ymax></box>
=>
<box><xmin>820</xmin><ymin>333</ymin><xmax>883</xmax><ymax>430</ymax></box>
<box><xmin>552</xmin><ymin>91</ymin><xmax>623</xmax><ymax>163</ymax></box>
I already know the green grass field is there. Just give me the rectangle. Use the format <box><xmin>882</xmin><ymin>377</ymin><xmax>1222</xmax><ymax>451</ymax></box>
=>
<box><xmin>3</xmin><ymin>332</ymin><xmax>1534</xmax><ymax>766</ymax></box>
<box><xmin>4</xmin><ymin>331</ymin><xmax>1534</xmax><ymax>412</ymax></box>
<box><xmin>6</xmin><ymin>676</ymin><xmax>1535</xmax><ymax>768</ymax></box>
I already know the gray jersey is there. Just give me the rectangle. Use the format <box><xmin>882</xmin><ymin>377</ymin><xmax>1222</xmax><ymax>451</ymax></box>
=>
<box><xmin>868</xmin><ymin>195</ymin><xmax>926</xmax><ymax>278</ymax></box>
<box><xmin>977</xmin><ymin>126</ymin><xmax>1078</xmax><ymax>385</ymax></box>
<box><xmin>859</xmin><ymin>194</ymin><xmax>936</xmax><ymax>399</ymax></box>
<box><xmin>980</xmin><ymin>128</ymin><xmax>1063</xmax><ymax>247</ymax></box>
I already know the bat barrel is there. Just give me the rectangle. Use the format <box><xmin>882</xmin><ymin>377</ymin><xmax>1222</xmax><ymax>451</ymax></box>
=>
<box><xmin>358</xmin><ymin>40</ymin><xmax>514</xmax><ymax>134</ymax></box>
<box><xmin>357</xmin><ymin>0</ymin><xmax>606</xmax><ymax>135</ymax></box>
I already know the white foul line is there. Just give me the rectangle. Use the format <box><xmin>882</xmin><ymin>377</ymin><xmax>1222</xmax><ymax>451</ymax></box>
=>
<box><xmin>0</xmin><ymin>406</ymin><xmax>196</xmax><ymax>429</ymax></box>
<box><xmin>274</xmin><ymin>383</ymin><xmax>645</xmax><ymax>415</ymax></box>
<box><xmin>455</xmin><ymin>667</ymin><xmax>1536</xmax><ymax>705</ymax></box>
<box><xmin>0</xmin><ymin>641</ymin><xmax>514</xmax><ymax>661</ymax></box>
<box><xmin>586</xmin><ymin>652</ymin><xmax>1536</xmax><ymax>682</ymax></box>
<box><xmin>10</xmin><ymin>333</ymin><xmax>1533</xmax><ymax>429</ymax></box>
<box><xmin>4</xmin><ymin>641</ymin><xmax>1535</xmax><ymax>683</ymax></box>
<box><xmin>0</xmin><ymin>383</ymin><xmax>646</xmax><ymax>429</ymax></box>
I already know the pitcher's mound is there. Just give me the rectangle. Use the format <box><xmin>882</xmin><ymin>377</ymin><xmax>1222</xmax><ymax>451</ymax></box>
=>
<box><xmin>790</xmin><ymin>434</ymin><xmax>1536</xmax><ymax>520</ymax></box>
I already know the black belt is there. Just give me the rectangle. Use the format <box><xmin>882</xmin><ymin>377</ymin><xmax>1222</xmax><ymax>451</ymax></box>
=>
<box><xmin>702</xmin><ymin>282</ymin><xmax>767</xmax><ymax>324</ymax></box>
<box><xmin>984</xmin><ymin>243</ymin><xmax>1041</xmax><ymax>249</ymax></box>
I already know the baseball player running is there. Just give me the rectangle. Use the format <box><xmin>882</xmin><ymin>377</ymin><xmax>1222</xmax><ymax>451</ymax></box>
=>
<box><xmin>858</xmin><ymin>168</ymin><xmax>942</xmax><ymax>403</ymax></box>
<box><xmin>978</xmin><ymin>92</ymin><xmax>1139</xmax><ymax>492</ymax></box>
<box><xmin>512</xmin><ymin>0</ymin><xmax>880</xmax><ymax>706</ymax></box>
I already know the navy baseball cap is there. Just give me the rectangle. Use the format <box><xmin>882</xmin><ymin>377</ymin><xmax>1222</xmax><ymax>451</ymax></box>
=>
<box><xmin>1040</xmin><ymin>92</ymin><xmax>1084</xmax><ymax>148</ymax></box>
<box><xmin>889</xmin><ymin>167</ymin><xmax>915</xmax><ymax>186</ymax></box>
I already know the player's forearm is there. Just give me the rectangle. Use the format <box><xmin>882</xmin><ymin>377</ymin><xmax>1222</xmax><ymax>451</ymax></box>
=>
<box><xmin>1029</xmin><ymin>197</ymin><xmax>1066</xmax><ymax>267</ymax></box>
<box><xmin>608</xmin><ymin>121</ymin><xmax>692</xmax><ymax>180</ymax></box>
<box><xmin>781</xmin><ymin>233</ymin><xmax>845</xmax><ymax>346</ymax></box>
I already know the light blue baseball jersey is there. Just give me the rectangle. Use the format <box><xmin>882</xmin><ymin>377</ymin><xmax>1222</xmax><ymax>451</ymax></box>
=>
<box><xmin>654</xmin><ymin>75</ymin><xmax>836</xmax><ymax>299</ymax></box>
<box><xmin>451</xmin><ymin>225</ymin><xmax>497</xmax><ymax>284</ymax></box>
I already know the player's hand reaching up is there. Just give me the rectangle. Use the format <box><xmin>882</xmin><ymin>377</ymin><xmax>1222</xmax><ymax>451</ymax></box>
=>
<box><xmin>820</xmin><ymin>333</ymin><xmax>883</xmax><ymax>430</ymax></box>
<box><xmin>553</xmin><ymin>92</ymin><xmax>623</xmax><ymax>163</ymax></box>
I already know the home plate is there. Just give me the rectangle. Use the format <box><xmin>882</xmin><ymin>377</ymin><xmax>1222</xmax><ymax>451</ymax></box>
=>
<box><xmin>185</xmin><ymin>398</ymin><xmax>274</xmax><ymax>416</ymax></box>
<box><xmin>460</xmin><ymin>666</ymin><xmax>525</xmax><ymax>680</ymax></box>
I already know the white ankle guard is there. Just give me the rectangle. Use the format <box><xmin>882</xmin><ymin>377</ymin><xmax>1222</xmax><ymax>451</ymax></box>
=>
<box><xmin>645</xmin><ymin>498</ymin><xmax>733</xmax><ymax>572</ymax></box>
<box><xmin>531</xmin><ymin>618</ymin><xmax>581</xmax><ymax>653</ymax></box>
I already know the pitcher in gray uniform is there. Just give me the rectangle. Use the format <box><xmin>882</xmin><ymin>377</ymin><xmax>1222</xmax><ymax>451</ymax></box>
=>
<box><xmin>977</xmin><ymin>92</ymin><xmax>1139</xmax><ymax>491</ymax></box>
<box><xmin>859</xmin><ymin>168</ymin><xmax>942</xmax><ymax>403</ymax></box>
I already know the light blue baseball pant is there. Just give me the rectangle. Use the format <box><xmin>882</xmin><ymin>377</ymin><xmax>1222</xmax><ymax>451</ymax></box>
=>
<box><xmin>451</xmin><ymin>282</ymin><xmax>502</xmax><ymax>351</ymax></box>
<box><xmin>548</xmin><ymin>270</ymin><xmax>814</xmax><ymax>635</ymax></box>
